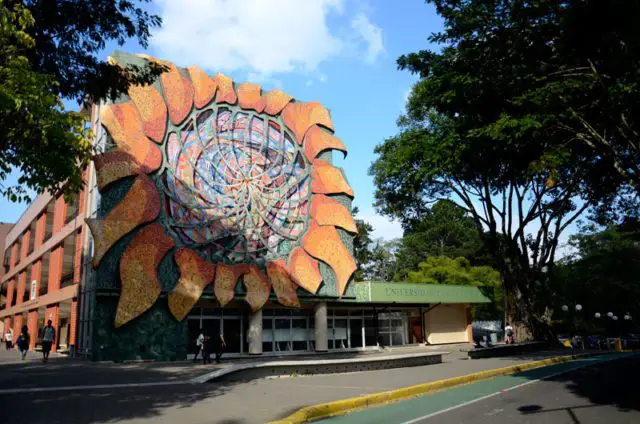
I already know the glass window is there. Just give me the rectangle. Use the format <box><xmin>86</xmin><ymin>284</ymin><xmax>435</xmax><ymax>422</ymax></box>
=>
<box><xmin>349</xmin><ymin>318</ymin><xmax>363</xmax><ymax>348</ymax></box>
<box><xmin>223</xmin><ymin>319</ymin><xmax>242</xmax><ymax>353</ymax></box>
<box><xmin>381</xmin><ymin>333</ymin><xmax>392</xmax><ymax>347</ymax></box>
<box><xmin>187</xmin><ymin>319</ymin><xmax>202</xmax><ymax>354</ymax></box>
<box><xmin>364</xmin><ymin>318</ymin><xmax>377</xmax><ymax>346</ymax></box>
<box><xmin>262</xmin><ymin>317</ymin><xmax>274</xmax><ymax>352</ymax></box>
<box><xmin>275</xmin><ymin>318</ymin><xmax>290</xmax><ymax>352</ymax></box>
<box><xmin>292</xmin><ymin>319</ymin><xmax>308</xmax><ymax>351</ymax></box>
<box><xmin>391</xmin><ymin>332</ymin><xmax>404</xmax><ymax>346</ymax></box>
<box><xmin>333</xmin><ymin>319</ymin><xmax>348</xmax><ymax>350</ymax></box>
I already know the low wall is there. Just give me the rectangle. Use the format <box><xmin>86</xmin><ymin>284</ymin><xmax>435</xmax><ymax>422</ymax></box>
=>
<box><xmin>467</xmin><ymin>341</ymin><xmax>548</xmax><ymax>359</ymax></box>
<box><xmin>192</xmin><ymin>351</ymin><xmax>446</xmax><ymax>383</ymax></box>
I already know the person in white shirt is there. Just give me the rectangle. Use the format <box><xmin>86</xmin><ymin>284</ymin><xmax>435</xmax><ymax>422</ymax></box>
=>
<box><xmin>5</xmin><ymin>328</ymin><xmax>13</xmax><ymax>350</ymax></box>
<box><xmin>193</xmin><ymin>329</ymin><xmax>204</xmax><ymax>363</ymax></box>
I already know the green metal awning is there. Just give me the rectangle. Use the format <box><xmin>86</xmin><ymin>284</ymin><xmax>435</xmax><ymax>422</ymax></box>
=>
<box><xmin>353</xmin><ymin>282</ymin><xmax>491</xmax><ymax>304</ymax></box>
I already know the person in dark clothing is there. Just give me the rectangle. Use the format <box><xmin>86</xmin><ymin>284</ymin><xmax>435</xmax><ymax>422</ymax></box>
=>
<box><xmin>202</xmin><ymin>332</ymin><xmax>212</xmax><ymax>365</ymax></box>
<box><xmin>215</xmin><ymin>332</ymin><xmax>226</xmax><ymax>364</ymax></box>
<box><xmin>16</xmin><ymin>325</ymin><xmax>30</xmax><ymax>361</ymax></box>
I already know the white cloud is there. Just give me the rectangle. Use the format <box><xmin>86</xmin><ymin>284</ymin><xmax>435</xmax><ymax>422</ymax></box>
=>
<box><xmin>305</xmin><ymin>80</ymin><xmax>314</xmax><ymax>87</ymax></box>
<box><xmin>150</xmin><ymin>0</ymin><xmax>383</xmax><ymax>75</ymax></box>
<box><xmin>360</xmin><ymin>213</ymin><xmax>403</xmax><ymax>241</ymax></box>
<box><xmin>350</xmin><ymin>13</ymin><xmax>384</xmax><ymax>63</ymax></box>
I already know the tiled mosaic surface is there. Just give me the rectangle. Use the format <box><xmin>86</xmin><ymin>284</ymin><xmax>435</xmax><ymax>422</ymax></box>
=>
<box><xmin>88</xmin><ymin>52</ymin><xmax>358</xmax><ymax>341</ymax></box>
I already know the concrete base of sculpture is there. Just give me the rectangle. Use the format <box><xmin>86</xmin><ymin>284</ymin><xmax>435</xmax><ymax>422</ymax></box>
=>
<box><xmin>191</xmin><ymin>351</ymin><xmax>446</xmax><ymax>383</ymax></box>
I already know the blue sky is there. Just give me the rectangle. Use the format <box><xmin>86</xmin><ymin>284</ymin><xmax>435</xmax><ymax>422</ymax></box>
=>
<box><xmin>1</xmin><ymin>0</ymin><xmax>444</xmax><ymax>240</ymax></box>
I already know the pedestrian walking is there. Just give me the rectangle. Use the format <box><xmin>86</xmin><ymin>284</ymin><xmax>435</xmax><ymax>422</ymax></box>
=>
<box><xmin>505</xmin><ymin>323</ymin><xmax>514</xmax><ymax>344</ymax></box>
<box><xmin>5</xmin><ymin>328</ymin><xmax>13</xmax><ymax>350</ymax></box>
<box><xmin>193</xmin><ymin>329</ymin><xmax>204</xmax><ymax>363</ymax></box>
<box><xmin>214</xmin><ymin>330</ymin><xmax>226</xmax><ymax>364</ymax></box>
<box><xmin>202</xmin><ymin>331</ymin><xmax>212</xmax><ymax>364</ymax></box>
<box><xmin>16</xmin><ymin>325</ymin><xmax>30</xmax><ymax>361</ymax></box>
<box><xmin>41</xmin><ymin>320</ymin><xmax>56</xmax><ymax>363</ymax></box>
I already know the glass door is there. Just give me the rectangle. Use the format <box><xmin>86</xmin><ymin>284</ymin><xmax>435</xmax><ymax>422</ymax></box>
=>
<box><xmin>349</xmin><ymin>317</ymin><xmax>363</xmax><ymax>348</ymax></box>
<box><xmin>187</xmin><ymin>318</ymin><xmax>201</xmax><ymax>354</ymax></box>
<box><xmin>223</xmin><ymin>319</ymin><xmax>242</xmax><ymax>354</ymax></box>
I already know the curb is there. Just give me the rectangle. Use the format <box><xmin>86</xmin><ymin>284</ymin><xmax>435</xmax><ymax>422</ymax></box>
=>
<box><xmin>268</xmin><ymin>351</ymin><xmax>615</xmax><ymax>424</ymax></box>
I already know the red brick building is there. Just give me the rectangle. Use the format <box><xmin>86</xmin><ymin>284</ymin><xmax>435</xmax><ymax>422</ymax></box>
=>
<box><xmin>0</xmin><ymin>184</ymin><xmax>89</xmax><ymax>352</ymax></box>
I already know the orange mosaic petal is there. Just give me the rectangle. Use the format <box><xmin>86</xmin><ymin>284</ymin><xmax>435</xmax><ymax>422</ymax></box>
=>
<box><xmin>287</xmin><ymin>247</ymin><xmax>323</xmax><ymax>294</ymax></box>
<box><xmin>87</xmin><ymin>174</ymin><xmax>160</xmax><ymax>267</ymax></box>
<box><xmin>214</xmin><ymin>264</ymin><xmax>249</xmax><ymax>307</ymax></box>
<box><xmin>302</xmin><ymin>221</ymin><xmax>356</xmax><ymax>296</ymax></box>
<box><xmin>311</xmin><ymin>159</ymin><xmax>354</xmax><ymax>197</ymax></box>
<box><xmin>267</xmin><ymin>260</ymin><xmax>300</xmax><ymax>308</ymax></box>
<box><xmin>100</xmin><ymin>103</ymin><xmax>162</xmax><ymax>169</ymax></box>
<box><xmin>263</xmin><ymin>89</ymin><xmax>293</xmax><ymax>115</ymax></box>
<box><xmin>213</xmin><ymin>73</ymin><xmax>237</xmax><ymax>105</ymax></box>
<box><xmin>115</xmin><ymin>223</ymin><xmax>175</xmax><ymax>328</ymax></box>
<box><xmin>310</xmin><ymin>194</ymin><xmax>357</xmax><ymax>234</ymax></box>
<box><xmin>160</xmin><ymin>64</ymin><xmax>194</xmax><ymax>125</ymax></box>
<box><xmin>281</xmin><ymin>101</ymin><xmax>334</xmax><ymax>144</ymax></box>
<box><xmin>94</xmin><ymin>148</ymin><xmax>161</xmax><ymax>190</ymax></box>
<box><xmin>303</xmin><ymin>125</ymin><xmax>347</xmax><ymax>161</ymax></box>
<box><xmin>128</xmin><ymin>84</ymin><xmax>167</xmax><ymax>143</ymax></box>
<box><xmin>169</xmin><ymin>248</ymin><xmax>216</xmax><ymax>321</ymax></box>
<box><xmin>243</xmin><ymin>265</ymin><xmax>270</xmax><ymax>312</ymax></box>
<box><xmin>187</xmin><ymin>66</ymin><xmax>217</xmax><ymax>109</ymax></box>
<box><xmin>237</xmin><ymin>83</ymin><xmax>266</xmax><ymax>112</ymax></box>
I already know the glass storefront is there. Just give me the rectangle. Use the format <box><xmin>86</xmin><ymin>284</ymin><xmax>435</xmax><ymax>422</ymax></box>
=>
<box><xmin>186</xmin><ymin>304</ymin><xmax>413</xmax><ymax>357</ymax></box>
<box><xmin>263</xmin><ymin>309</ymin><xmax>315</xmax><ymax>353</ymax></box>
<box><xmin>328</xmin><ymin>309</ymin><xmax>409</xmax><ymax>350</ymax></box>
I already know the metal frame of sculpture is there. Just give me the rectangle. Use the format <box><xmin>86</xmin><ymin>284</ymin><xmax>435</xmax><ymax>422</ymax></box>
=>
<box><xmin>87</xmin><ymin>53</ymin><xmax>357</xmax><ymax>328</ymax></box>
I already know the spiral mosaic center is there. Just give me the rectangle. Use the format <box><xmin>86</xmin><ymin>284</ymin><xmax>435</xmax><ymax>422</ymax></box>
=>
<box><xmin>164</xmin><ymin>107</ymin><xmax>311</xmax><ymax>264</ymax></box>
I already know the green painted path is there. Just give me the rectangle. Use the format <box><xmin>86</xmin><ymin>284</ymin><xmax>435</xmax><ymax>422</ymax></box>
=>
<box><xmin>318</xmin><ymin>353</ymin><xmax>635</xmax><ymax>424</ymax></box>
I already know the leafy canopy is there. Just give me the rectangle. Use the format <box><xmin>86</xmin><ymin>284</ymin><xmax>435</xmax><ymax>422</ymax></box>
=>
<box><xmin>368</xmin><ymin>0</ymin><xmax>640</xmax><ymax>338</ymax></box>
<box><xmin>0</xmin><ymin>0</ymin><xmax>164</xmax><ymax>203</ymax></box>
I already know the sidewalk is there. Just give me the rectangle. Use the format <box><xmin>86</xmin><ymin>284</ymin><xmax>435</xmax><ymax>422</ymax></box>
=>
<box><xmin>0</xmin><ymin>344</ymin><xmax>450</xmax><ymax>388</ymax></box>
<box><xmin>0</xmin><ymin>346</ymin><xmax>580</xmax><ymax>424</ymax></box>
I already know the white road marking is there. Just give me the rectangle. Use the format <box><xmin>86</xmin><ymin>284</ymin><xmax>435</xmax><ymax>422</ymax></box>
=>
<box><xmin>399</xmin><ymin>355</ymin><xmax>631</xmax><ymax>424</ymax></box>
<box><xmin>0</xmin><ymin>380</ymin><xmax>189</xmax><ymax>395</ymax></box>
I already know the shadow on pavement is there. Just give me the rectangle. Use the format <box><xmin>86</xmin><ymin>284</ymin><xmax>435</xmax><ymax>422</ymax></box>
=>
<box><xmin>512</xmin><ymin>354</ymin><xmax>640</xmax><ymax>421</ymax></box>
<box><xmin>0</xmin><ymin>352</ymin><xmax>249</xmax><ymax>424</ymax></box>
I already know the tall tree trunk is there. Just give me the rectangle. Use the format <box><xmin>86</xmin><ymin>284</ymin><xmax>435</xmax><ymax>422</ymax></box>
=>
<box><xmin>503</xmin><ymin>271</ymin><xmax>556</xmax><ymax>343</ymax></box>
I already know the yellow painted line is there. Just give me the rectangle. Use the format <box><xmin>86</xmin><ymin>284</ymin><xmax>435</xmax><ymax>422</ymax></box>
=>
<box><xmin>268</xmin><ymin>352</ymin><xmax>609</xmax><ymax>424</ymax></box>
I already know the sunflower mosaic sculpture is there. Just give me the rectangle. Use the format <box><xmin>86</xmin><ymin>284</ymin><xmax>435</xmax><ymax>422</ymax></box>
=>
<box><xmin>87</xmin><ymin>53</ymin><xmax>357</xmax><ymax>328</ymax></box>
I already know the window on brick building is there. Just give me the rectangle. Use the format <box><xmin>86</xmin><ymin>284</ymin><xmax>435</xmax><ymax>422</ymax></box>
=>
<box><xmin>28</xmin><ymin>220</ymin><xmax>36</xmax><ymax>255</ymax></box>
<box><xmin>65</xmin><ymin>192</ymin><xmax>80</xmax><ymax>224</ymax></box>
<box><xmin>44</xmin><ymin>201</ymin><xmax>54</xmax><ymax>241</ymax></box>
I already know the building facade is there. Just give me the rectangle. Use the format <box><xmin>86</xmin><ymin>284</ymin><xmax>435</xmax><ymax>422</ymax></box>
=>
<box><xmin>0</xmin><ymin>181</ymin><xmax>88</xmax><ymax>353</ymax></box>
<box><xmin>0</xmin><ymin>52</ymin><xmax>490</xmax><ymax>361</ymax></box>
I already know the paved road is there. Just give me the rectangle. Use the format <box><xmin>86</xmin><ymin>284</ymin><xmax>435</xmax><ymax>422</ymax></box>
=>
<box><xmin>0</xmin><ymin>348</ymin><xmax>592</xmax><ymax>424</ymax></box>
<box><xmin>320</xmin><ymin>353</ymin><xmax>640</xmax><ymax>424</ymax></box>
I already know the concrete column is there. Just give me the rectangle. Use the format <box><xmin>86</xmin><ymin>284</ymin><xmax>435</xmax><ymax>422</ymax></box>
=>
<box><xmin>247</xmin><ymin>309</ymin><xmax>263</xmax><ymax>355</ymax></box>
<box><xmin>314</xmin><ymin>302</ymin><xmax>328</xmax><ymax>352</ymax></box>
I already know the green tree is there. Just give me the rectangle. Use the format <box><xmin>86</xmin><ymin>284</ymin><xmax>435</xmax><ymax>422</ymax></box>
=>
<box><xmin>1</xmin><ymin>0</ymin><xmax>165</xmax><ymax>203</ymax></box>
<box><xmin>398</xmin><ymin>0</ymin><xmax>640</xmax><ymax>209</ymax></box>
<box><xmin>364</xmin><ymin>239</ymin><xmax>400</xmax><ymax>282</ymax></box>
<box><xmin>352</xmin><ymin>207</ymin><xmax>374</xmax><ymax>281</ymax></box>
<box><xmin>551</xmin><ymin>219</ymin><xmax>640</xmax><ymax>333</ymax></box>
<box><xmin>369</xmin><ymin>0</ymin><xmax>637</xmax><ymax>339</ymax></box>
<box><xmin>393</xmin><ymin>200</ymin><xmax>491</xmax><ymax>279</ymax></box>
<box><xmin>406</xmin><ymin>256</ymin><xmax>503</xmax><ymax>320</ymax></box>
